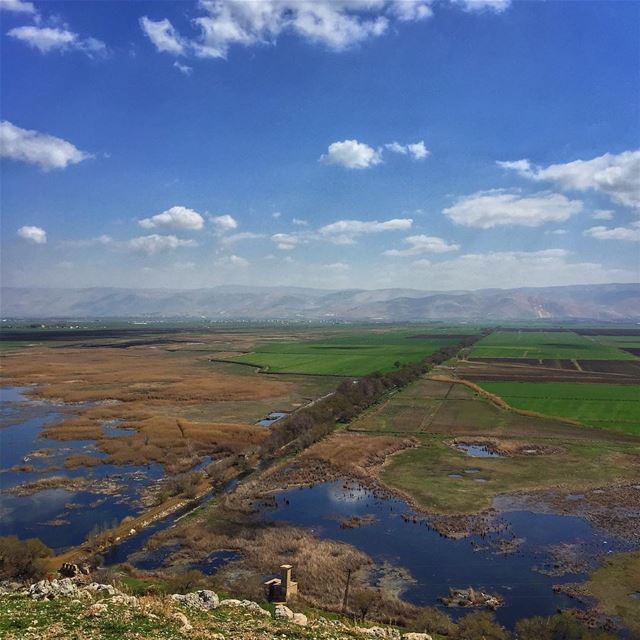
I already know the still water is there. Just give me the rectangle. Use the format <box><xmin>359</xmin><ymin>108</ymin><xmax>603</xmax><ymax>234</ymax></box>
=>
<box><xmin>266</xmin><ymin>481</ymin><xmax>619</xmax><ymax>628</ymax></box>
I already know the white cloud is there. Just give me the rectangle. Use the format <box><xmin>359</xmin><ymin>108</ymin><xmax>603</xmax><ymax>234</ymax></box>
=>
<box><xmin>385</xmin><ymin>140</ymin><xmax>429</xmax><ymax>160</ymax></box>
<box><xmin>591</xmin><ymin>209</ymin><xmax>614</xmax><ymax>221</ymax></box>
<box><xmin>584</xmin><ymin>222</ymin><xmax>640</xmax><ymax>242</ymax></box>
<box><xmin>173</xmin><ymin>61</ymin><xmax>193</xmax><ymax>75</ymax></box>
<box><xmin>271</xmin><ymin>232</ymin><xmax>299</xmax><ymax>250</ymax></box>
<box><xmin>498</xmin><ymin>150</ymin><xmax>640</xmax><ymax>210</ymax></box>
<box><xmin>383</xmin><ymin>234</ymin><xmax>460</xmax><ymax>256</ymax></box>
<box><xmin>0</xmin><ymin>0</ymin><xmax>36</xmax><ymax>13</ymax></box>
<box><xmin>452</xmin><ymin>0</ymin><xmax>511</xmax><ymax>12</ymax></box>
<box><xmin>140</xmin><ymin>1</ymin><xmax>508</xmax><ymax>62</ymax></box>
<box><xmin>292</xmin><ymin>217</ymin><xmax>308</xmax><ymax>226</ymax></box>
<box><xmin>320</xmin><ymin>139</ymin><xmax>382</xmax><ymax>169</ymax></box>
<box><xmin>128</xmin><ymin>234</ymin><xmax>196</xmax><ymax>256</ymax></box>
<box><xmin>7</xmin><ymin>25</ymin><xmax>107</xmax><ymax>56</ymax></box>
<box><xmin>272</xmin><ymin>211</ymin><xmax>282</xmax><ymax>219</ymax></box>
<box><xmin>0</xmin><ymin>120</ymin><xmax>92</xmax><ymax>170</ymax></box>
<box><xmin>17</xmin><ymin>225</ymin><xmax>46</xmax><ymax>244</ymax></box>
<box><xmin>548</xmin><ymin>229</ymin><xmax>568</xmax><ymax>235</ymax></box>
<box><xmin>139</xmin><ymin>206</ymin><xmax>204</xmax><ymax>231</ymax></box>
<box><xmin>140</xmin><ymin>17</ymin><xmax>186</xmax><ymax>55</ymax></box>
<box><xmin>319</xmin><ymin>218</ymin><xmax>413</xmax><ymax>244</ymax></box>
<box><xmin>210</xmin><ymin>214</ymin><xmax>238</xmax><ymax>232</ymax></box>
<box><xmin>217</xmin><ymin>254</ymin><xmax>249</xmax><ymax>267</ymax></box>
<box><xmin>443</xmin><ymin>189</ymin><xmax>583</xmax><ymax>228</ymax></box>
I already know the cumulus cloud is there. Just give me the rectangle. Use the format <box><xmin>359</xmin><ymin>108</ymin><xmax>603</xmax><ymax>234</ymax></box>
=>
<box><xmin>584</xmin><ymin>222</ymin><xmax>640</xmax><ymax>242</ymax></box>
<box><xmin>0</xmin><ymin>0</ymin><xmax>36</xmax><ymax>13</ymax></box>
<box><xmin>443</xmin><ymin>189</ymin><xmax>583</xmax><ymax>228</ymax></box>
<box><xmin>140</xmin><ymin>16</ymin><xmax>186</xmax><ymax>55</ymax></box>
<box><xmin>141</xmin><ymin>1</ymin><xmax>435</xmax><ymax>61</ymax></box>
<box><xmin>320</xmin><ymin>139</ymin><xmax>382</xmax><ymax>169</ymax></box>
<box><xmin>210</xmin><ymin>214</ymin><xmax>238</xmax><ymax>233</ymax></box>
<box><xmin>319</xmin><ymin>218</ymin><xmax>413</xmax><ymax>244</ymax></box>
<box><xmin>497</xmin><ymin>150</ymin><xmax>640</xmax><ymax>210</ymax></box>
<box><xmin>128</xmin><ymin>234</ymin><xmax>196</xmax><ymax>255</ymax></box>
<box><xmin>292</xmin><ymin>217</ymin><xmax>308</xmax><ymax>226</ymax></box>
<box><xmin>17</xmin><ymin>225</ymin><xmax>46</xmax><ymax>244</ymax></box>
<box><xmin>139</xmin><ymin>206</ymin><xmax>205</xmax><ymax>231</ymax></box>
<box><xmin>592</xmin><ymin>210</ymin><xmax>614</xmax><ymax>220</ymax></box>
<box><xmin>322</xmin><ymin>138</ymin><xmax>431</xmax><ymax>168</ymax></box>
<box><xmin>0</xmin><ymin>120</ymin><xmax>92</xmax><ymax>170</ymax></box>
<box><xmin>7</xmin><ymin>25</ymin><xmax>107</xmax><ymax>56</ymax></box>
<box><xmin>383</xmin><ymin>234</ymin><xmax>460</xmax><ymax>256</ymax></box>
<box><xmin>385</xmin><ymin>140</ymin><xmax>429</xmax><ymax>160</ymax></box>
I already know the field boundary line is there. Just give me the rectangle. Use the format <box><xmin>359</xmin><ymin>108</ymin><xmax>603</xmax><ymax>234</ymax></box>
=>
<box><xmin>428</xmin><ymin>375</ymin><xmax>584</xmax><ymax>428</ymax></box>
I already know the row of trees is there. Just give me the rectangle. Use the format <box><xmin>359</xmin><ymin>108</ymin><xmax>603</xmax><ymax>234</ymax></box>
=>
<box><xmin>258</xmin><ymin>334</ymin><xmax>482</xmax><ymax>457</ymax></box>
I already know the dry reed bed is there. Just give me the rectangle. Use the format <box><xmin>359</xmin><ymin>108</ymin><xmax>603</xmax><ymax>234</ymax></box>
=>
<box><xmin>1</xmin><ymin>346</ymin><xmax>291</xmax><ymax>471</ymax></box>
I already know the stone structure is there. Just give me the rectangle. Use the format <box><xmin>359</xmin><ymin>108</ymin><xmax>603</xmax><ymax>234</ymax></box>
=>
<box><xmin>264</xmin><ymin>564</ymin><xmax>298</xmax><ymax>603</ymax></box>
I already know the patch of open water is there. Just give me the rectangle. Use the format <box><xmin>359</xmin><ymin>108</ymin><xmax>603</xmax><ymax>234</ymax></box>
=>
<box><xmin>256</xmin><ymin>412</ymin><xmax>288</xmax><ymax>427</ymax></box>
<box><xmin>455</xmin><ymin>443</ymin><xmax>503</xmax><ymax>458</ymax></box>
<box><xmin>0</xmin><ymin>386</ymin><xmax>163</xmax><ymax>551</ymax></box>
<box><xmin>264</xmin><ymin>481</ymin><xmax>622</xmax><ymax>629</ymax></box>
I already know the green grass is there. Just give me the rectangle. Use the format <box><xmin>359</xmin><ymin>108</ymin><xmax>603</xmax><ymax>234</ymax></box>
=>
<box><xmin>584</xmin><ymin>551</ymin><xmax>640</xmax><ymax>635</ymax></box>
<box><xmin>477</xmin><ymin>381</ymin><xmax>640</xmax><ymax>435</ymax></box>
<box><xmin>380</xmin><ymin>434</ymin><xmax>640</xmax><ymax>514</ymax></box>
<box><xmin>228</xmin><ymin>332</ymin><xmax>460</xmax><ymax>376</ymax></box>
<box><xmin>470</xmin><ymin>331</ymin><xmax>637</xmax><ymax>360</ymax></box>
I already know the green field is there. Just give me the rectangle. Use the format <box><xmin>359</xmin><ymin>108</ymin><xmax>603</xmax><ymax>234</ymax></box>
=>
<box><xmin>478</xmin><ymin>381</ymin><xmax>640</xmax><ymax>435</ymax></box>
<box><xmin>227</xmin><ymin>332</ymin><xmax>461</xmax><ymax>376</ymax></box>
<box><xmin>470</xmin><ymin>330</ymin><xmax>637</xmax><ymax>360</ymax></box>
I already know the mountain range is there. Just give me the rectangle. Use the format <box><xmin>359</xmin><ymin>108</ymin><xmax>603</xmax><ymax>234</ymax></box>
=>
<box><xmin>1</xmin><ymin>283</ymin><xmax>639</xmax><ymax>321</ymax></box>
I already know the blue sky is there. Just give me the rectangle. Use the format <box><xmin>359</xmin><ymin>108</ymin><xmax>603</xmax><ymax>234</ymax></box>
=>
<box><xmin>1</xmin><ymin>0</ymin><xmax>638</xmax><ymax>291</ymax></box>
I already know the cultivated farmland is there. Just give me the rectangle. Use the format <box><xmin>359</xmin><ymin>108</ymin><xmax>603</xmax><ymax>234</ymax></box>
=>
<box><xmin>470</xmin><ymin>330</ymin><xmax>637</xmax><ymax>360</ymax></box>
<box><xmin>227</xmin><ymin>331</ymin><xmax>462</xmax><ymax>376</ymax></box>
<box><xmin>476</xmin><ymin>381</ymin><xmax>640</xmax><ymax>435</ymax></box>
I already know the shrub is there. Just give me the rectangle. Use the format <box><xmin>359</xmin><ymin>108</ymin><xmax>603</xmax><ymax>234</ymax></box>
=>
<box><xmin>411</xmin><ymin>607</ymin><xmax>456</xmax><ymax>635</ymax></box>
<box><xmin>165</xmin><ymin>569</ymin><xmax>207</xmax><ymax>594</ymax></box>
<box><xmin>454</xmin><ymin>612</ymin><xmax>509</xmax><ymax>640</ymax></box>
<box><xmin>0</xmin><ymin>535</ymin><xmax>53</xmax><ymax>581</ymax></box>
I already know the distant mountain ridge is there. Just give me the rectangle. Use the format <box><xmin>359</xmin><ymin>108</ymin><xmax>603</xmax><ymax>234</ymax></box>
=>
<box><xmin>1</xmin><ymin>283</ymin><xmax>639</xmax><ymax>321</ymax></box>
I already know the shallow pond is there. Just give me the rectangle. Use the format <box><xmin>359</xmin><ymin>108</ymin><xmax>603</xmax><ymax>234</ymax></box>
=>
<box><xmin>455</xmin><ymin>443</ymin><xmax>503</xmax><ymax>458</ymax></box>
<box><xmin>265</xmin><ymin>481</ymin><xmax>619</xmax><ymax>628</ymax></box>
<box><xmin>0</xmin><ymin>386</ymin><xmax>163</xmax><ymax>551</ymax></box>
<box><xmin>256</xmin><ymin>412</ymin><xmax>288</xmax><ymax>427</ymax></box>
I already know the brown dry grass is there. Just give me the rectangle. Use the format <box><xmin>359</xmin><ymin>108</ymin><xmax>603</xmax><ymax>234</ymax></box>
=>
<box><xmin>1</xmin><ymin>346</ymin><xmax>288</xmax><ymax>403</ymax></box>
<box><xmin>0</xmin><ymin>345</ymin><xmax>294</xmax><ymax>471</ymax></box>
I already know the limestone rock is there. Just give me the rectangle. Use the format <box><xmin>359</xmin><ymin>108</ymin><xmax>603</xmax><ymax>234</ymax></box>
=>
<box><xmin>274</xmin><ymin>604</ymin><xmax>294</xmax><ymax>620</ymax></box>
<box><xmin>171</xmin><ymin>590</ymin><xmax>219</xmax><ymax>610</ymax></box>
<box><xmin>28</xmin><ymin>578</ymin><xmax>78</xmax><ymax>600</ymax></box>
<box><xmin>292</xmin><ymin>612</ymin><xmax>308</xmax><ymax>626</ymax></box>
<box><xmin>401</xmin><ymin>634</ymin><xmax>433</xmax><ymax>640</ymax></box>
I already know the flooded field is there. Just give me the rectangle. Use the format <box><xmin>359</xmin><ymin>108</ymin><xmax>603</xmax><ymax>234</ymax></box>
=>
<box><xmin>265</xmin><ymin>481</ymin><xmax>626</xmax><ymax>628</ymax></box>
<box><xmin>0</xmin><ymin>386</ymin><xmax>163</xmax><ymax>550</ymax></box>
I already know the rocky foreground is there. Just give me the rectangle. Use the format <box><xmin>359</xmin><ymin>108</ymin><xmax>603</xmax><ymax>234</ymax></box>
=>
<box><xmin>0</xmin><ymin>579</ymin><xmax>433</xmax><ymax>640</ymax></box>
